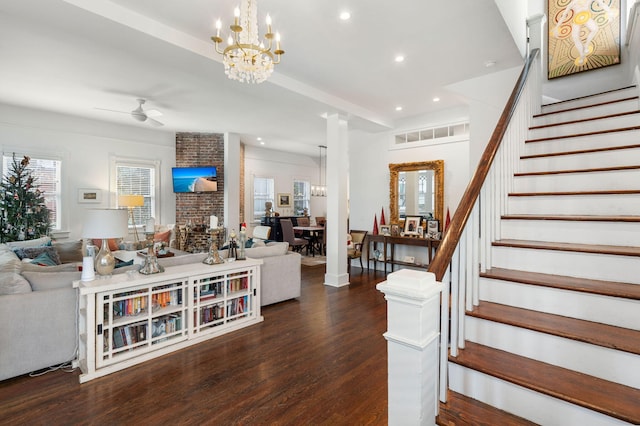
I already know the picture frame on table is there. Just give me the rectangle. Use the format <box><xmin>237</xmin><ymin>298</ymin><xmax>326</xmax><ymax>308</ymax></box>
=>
<box><xmin>78</xmin><ymin>188</ymin><xmax>102</xmax><ymax>204</ymax></box>
<box><xmin>380</xmin><ymin>225</ymin><xmax>391</xmax><ymax>236</ymax></box>
<box><xmin>417</xmin><ymin>226</ymin><xmax>424</xmax><ymax>238</ymax></box>
<box><xmin>391</xmin><ymin>224</ymin><xmax>400</xmax><ymax>237</ymax></box>
<box><xmin>277</xmin><ymin>193</ymin><xmax>291</xmax><ymax>207</ymax></box>
<box><xmin>403</xmin><ymin>215</ymin><xmax>421</xmax><ymax>236</ymax></box>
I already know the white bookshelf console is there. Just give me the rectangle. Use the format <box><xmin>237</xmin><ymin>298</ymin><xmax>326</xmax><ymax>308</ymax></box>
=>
<box><xmin>73</xmin><ymin>259</ymin><xmax>263</xmax><ymax>383</ymax></box>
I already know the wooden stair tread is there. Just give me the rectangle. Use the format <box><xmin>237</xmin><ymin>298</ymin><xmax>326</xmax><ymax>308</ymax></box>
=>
<box><xmin>529</xmin><ymin>110</ymin><xmax>640</xmax><ymax>130</ymax></box>
<box><xmin>521</xmin><ymin>142</ymin><xmax>640</xmax><ymax>159</ymax></box>
<box><xmin>481</xmin><ymin>267</ymin><xmax>640</xmax><ymax>300</ymax></box>
<box><xmin>514</xmin><ymin>165</ymin><xmax>640</xmax><ymax>176</ymax></box>
<box><xmin>534</xmin><ymin>96</ymin><xmax>639</xmax><ymax>118</ymax></box>
<box><xmin>501</xmin><ymin>214</ymin><xmax>640</xmax><ymax>223</ymax></box>
<box><xmin>436</xmin><ymin>391</ymin><xmax>537</xmax><ymax>426</ymax></box>
<box><xmin>451</xmin><ymin>342</ymin><xmax>640</xmax><ymax>424</ymax></box>
<box><xmin>525</xmin><ymin>125</ymin><xmax>640</xmax><ymax>144</ymax></box>
<box><xmin>493</xmin><ymin>239</ymin><xmax>640</xmax><ymax>257</ymax></box>
<box><xmin>509</xmin><ymin>189</ymin><xmax>640</xmax><ymax>196</ymax></box>
<box><xmin>542</xmin><ymin>86</ymin><xmax>637</xmax><ymax>108</ymax></box>
<box><xmin>468</xmin><ymin>301</ymin><xmax>640</xmax><ymax>355</ymax></box>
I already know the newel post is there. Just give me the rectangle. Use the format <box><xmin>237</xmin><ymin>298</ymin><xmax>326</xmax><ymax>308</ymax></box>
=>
<box><xmin>377</xmin><ymin>269</ymin><xmax>443</xmax><ymax>426</ymax></box>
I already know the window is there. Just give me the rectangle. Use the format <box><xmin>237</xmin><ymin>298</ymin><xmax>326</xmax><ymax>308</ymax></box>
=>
<box><xmin>253</xmin><ymin>176</ymin><xmax>274</xmax><ymax>222</ymax></box>
<box><xmin>113</xmin><ymin>158</ymin><xmax>158</xmax><ymax>227</ymax></box>
<box><xmin>2</xmin><ymin>154</ymin><xmax>62</xmax><ymax>230</ymax></box>
<box><xmin>293</xmin><ymin>180</ymin><xmax>310</xmax><ymax>216</ymax></box>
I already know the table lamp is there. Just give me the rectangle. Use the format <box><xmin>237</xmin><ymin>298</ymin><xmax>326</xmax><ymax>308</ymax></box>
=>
<box><xmin>118</xmin><ymin>194</ymin><xmax>144</xmax><ymax>248</ymax></box>
<box><xmin>82</xmin><ymin>209</ymin><xmax>128</xmax><ymax>277</ymax></box>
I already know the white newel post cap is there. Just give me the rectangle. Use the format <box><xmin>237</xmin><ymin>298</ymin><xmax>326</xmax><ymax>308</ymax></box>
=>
<box><xmin>376</xmin><ymin>269</ymin><xmax>442</xmax><ymax>299</ymax></box>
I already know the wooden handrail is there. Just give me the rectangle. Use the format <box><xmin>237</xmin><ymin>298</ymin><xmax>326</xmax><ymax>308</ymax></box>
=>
<box><xmin>428</xmin><ymin>49</ymin><xmax>540</xmax><ymax>281</ymax></box>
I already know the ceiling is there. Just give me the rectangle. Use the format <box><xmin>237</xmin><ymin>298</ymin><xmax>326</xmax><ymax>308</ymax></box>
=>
<box><xmin>0</xmin><ymin>0</ymin><xmax>524</xmax><ymax>156</ymax></box>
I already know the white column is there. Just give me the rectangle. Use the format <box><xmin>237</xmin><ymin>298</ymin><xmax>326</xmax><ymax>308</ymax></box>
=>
<box><xmin>224</xmin><ymin>133</ymin><xmax>241</xmax><ymax>233</ymax></box>
<box><xmin>324</xmin><ymin>114</ymin><xmax>349</xmax><ymax>287</ymax></box>
<box><xmin>377</xmin><ymin>269</ymin><xmax>443</xmax><ymax>426</ymax></box>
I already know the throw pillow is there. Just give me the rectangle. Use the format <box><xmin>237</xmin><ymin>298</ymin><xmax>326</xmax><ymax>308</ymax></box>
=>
<box><xmin>0</xmin><ymin>248</ymin><xmax>22</xmax><ymax>273</ymax></box>
<box><xmin>53</xmin><ymin>240</ymin><xmax>84</xmax><ymax>263</ymax></box>
<box><xmin>115</xmin><ymin>259</ymin><xmax>134</xmax><ymax>268</ymax></box>
<box><xmin>154</xmin><ymin>230</ymin><xmax>171</xmax><ymax>243</ymax></box>
<box><xmin>5</xmin><ymin>236</ymin><xmax>52</xmax><ymax>249</ymax></box>
<box><xmin>0</xmin><ymin>271</ymin><xmax>32</xmax><ymax>295</ymax></box>
<box><xmin>22</xmin><ymin>271</ymin><xmax>81</xmax><ymax>291</ymax></box>
<box><xmin>13</xmin><ymin>246</ymin><xmax>62</xmax><ymax>265</ymax></box>
<box><xmin>30</xmin><ymin>251</ymin><xmax>59</xmax><ymax>266</ymax></box>
<box><xmin>92</xmin><ymin>239</ymin><xmax>120</xmax><ymax>251</ymax></box>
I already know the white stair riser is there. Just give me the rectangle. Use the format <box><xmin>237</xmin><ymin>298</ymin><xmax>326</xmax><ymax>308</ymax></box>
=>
<box><xmin>542</xmin><ymin>88</ymin><xmax>640</xmax><ymax>113</ymax></box>
<box><xmin>525</xmin><ymin>129</ymin><xmax>640</xmax><ymax>156</ymax></box>
<box><xmin>465</xmin><ymin>317</ymin><xmax>640</xmax><ymax>388</ymax></box>
<box><xmin>507</xmin><ymin>194</ymin><xmax>640</xmax><ymax>216</ymax></box>
<box><xmin>528</xmin><ymin>114</ymin><xmax>640</xmax><ymax>139</ymax></box>
<box><xmin>534</xmin><ymin>99</ymin><xmax>639</xmax><ymax>126</ymax></box>
<box><xmin>500</xmin><ymin>219</ymin><xmax>640</xmax><ymax>247</ymax></box>
<box><xmin>490</xmin><ymin>246</ymin><xmax>640</xmax><ymax>283</ymax></box>
<box><xmin>519</xmin><ymin>149</ymin><xmax>640</xmax><ymax>172</ymax></box>
<box><xmin>479</xmin><ymin>277</ymin><xmax>640</xmax><ymax>330</ymax></box>
<box><xmin>513</xmin><ymin>170</ymin><xmax>640</xmax><ymax>193</ymax></box>
<box><xmin>448</xmin><ymin>364</ymin><xmax>633</xmax><ymax>426</ymax></box>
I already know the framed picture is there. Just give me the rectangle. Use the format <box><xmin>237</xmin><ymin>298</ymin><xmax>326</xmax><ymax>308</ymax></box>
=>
<box><xmin>548</xmin><ymin>0</ymin><xmax>620</xmax><ymax>79</ymax></box>
<box><xmin>78</xmin><ymin>188</ymin><xmax>102</xmax><ymax>204</ymax></box>
<box><xmin>380</xmin><ymin>225</ymin><xmax>391</xmax><ymax>236</ymax></box>
<box><xmin>417</xmin><ymin>226</ymin><xmax>424</xmax><ymax>238</ymax></box>
<box><xmin>403</xmin><ymin>216</ymin><xmax>421</xmax><ymax>236</ymax></box>
<box><xmin>391</xmin><ymin>224</ymin><xmax>400</xmax><ymax>237</ymax></box>
<box><xmin>277</xmin><ymin>193</ymin><xmax>291</xmax><ymax>207</ymax></box>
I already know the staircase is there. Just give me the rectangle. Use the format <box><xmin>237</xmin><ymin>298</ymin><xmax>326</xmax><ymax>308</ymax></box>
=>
<box><xmin>439</xmin><ymin>86</ymin><xmax>640</xmax><ymax>425</ymax></box>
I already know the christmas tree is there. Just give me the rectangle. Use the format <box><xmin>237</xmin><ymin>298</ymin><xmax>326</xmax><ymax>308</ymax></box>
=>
<box><xmin>0</xmin><ymin>154</ymin><xmax>52</xmax><ymax>242</ymax></box>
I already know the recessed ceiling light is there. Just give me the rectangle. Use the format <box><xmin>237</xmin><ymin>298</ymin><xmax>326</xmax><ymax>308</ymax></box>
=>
<box><xmin>260</xmin><ymin>141</ymin><xmax>265</xmax><ymax>145</ymax></box>
<box><xmin>339</xmin><ymin>11</ymin><xmax>351</xmax><ymax>21</ymax></box>
<box><xmin>395</xmin><ymin>106</ymin><xmax>403</xmax><ymax>111</ymax></box>
<box><xmin>433</xmin><ymin>97</ymin><xmax>440</xmax><ymax>102</ymax></box>
<box><xmin>395</xmin><ymin>55</ymin><xmax>405</xmax><ymax>63</ymax></box>
<box><xmin>484</xmin><ymin>60</ymin><xmax>496</xmax><ymax>68</ymax></box>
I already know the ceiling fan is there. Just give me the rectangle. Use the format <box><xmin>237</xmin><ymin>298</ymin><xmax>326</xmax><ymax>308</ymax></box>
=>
<box><xmin>96</xmin><ymin>98</ymin><xmax>164</xmax><ymax>127</ymax></box>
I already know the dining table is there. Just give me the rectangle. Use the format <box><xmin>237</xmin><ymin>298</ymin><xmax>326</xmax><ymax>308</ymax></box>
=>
<box><xmin>293</xmin><ymin>225</ymin><xmax>324</xmax><ymax>256</ymax></box>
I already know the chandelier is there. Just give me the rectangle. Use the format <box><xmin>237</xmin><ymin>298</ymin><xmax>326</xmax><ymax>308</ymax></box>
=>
<box><xmin>312</xmin><ymin>145</ymin><xmax>327</xmax><ymax>197</ymax></box>
<box><xmin>211</xmin><ymin>0</ymin><xmax>284</xmax><ymax>84</ymax></box>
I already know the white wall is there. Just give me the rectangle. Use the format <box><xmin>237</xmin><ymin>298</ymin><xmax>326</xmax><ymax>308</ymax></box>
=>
<box><xmin>0</xmin><ymin>103</ymin><xmax>176</xmax><ymax>241</ymax></box>
<box><xmin>243</xmin><ymin>144</ymin><xmax>325</xmax><ymax>231</ymax></box>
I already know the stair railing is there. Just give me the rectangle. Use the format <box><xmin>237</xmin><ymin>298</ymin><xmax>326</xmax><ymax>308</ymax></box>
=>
<box><xmin>428</xmin><ymin>49</ymin><xmax>541</xmax><ymax>403</ymax></box>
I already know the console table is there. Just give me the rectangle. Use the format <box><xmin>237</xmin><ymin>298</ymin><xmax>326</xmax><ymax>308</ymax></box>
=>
<box><xmin>366</xmin><ymin>234</ymin><xmax>440</xmax><ymax>274</ymax></box>
<box><xmin>73</xmin><ymin>259</ymin><xmax>262</xmax><ymax>383</ymax></box>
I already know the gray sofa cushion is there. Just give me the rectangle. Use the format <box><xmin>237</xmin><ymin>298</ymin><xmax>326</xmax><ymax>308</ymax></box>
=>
<box><xmin>22</xmin><ymin>271</ymin><xmax>81</xmax><ymax>291</ymax></box>
<box><xmin>0</xmin><ymin>248</ymin><xmax>22</xmax><ymax>274</ymax></box>
<box><xmin>20</xmin><ymin>262</ymin><xmax>80</xmax><ymax>273</ymax></box>
<box><xmin>244</xmin><ymin>242</ymin><xmax>289</xmax><ymax>259</ymax></box>
<box><xmin>0</xmin><ymin>272</ymin><xmax>32</xmax><ymax>295</ymax></box>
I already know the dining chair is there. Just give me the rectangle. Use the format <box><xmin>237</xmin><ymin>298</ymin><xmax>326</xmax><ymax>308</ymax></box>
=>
<box><xmin>280</xmin><ymin>219</ymin><xmax>308</xmax><ymax>253</ymax></box>
<box><xmin>347</xmin><ymin>230</ymin><xmax>368</xmax><ymax>274</ymax></box>
<box><xmin>294</xmin><ymin>216</ymin><xmax>310</xmax><ymax>238</ymax></box>
<box><xmin>315</xmin><ymin>216</ymin><xmax>326</xmax><ymax>227</ymax></box>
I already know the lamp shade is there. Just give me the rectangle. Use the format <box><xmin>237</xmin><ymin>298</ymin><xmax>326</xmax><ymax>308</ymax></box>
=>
<box><xmin>118</xmin><ymin>194</ymin><xmax>144</xmax><ymax>208</ymax></box>
<box><xmin>81</xmin><ymin>209</ymin><xmax>129</xmax><ymax>239</ymax></box>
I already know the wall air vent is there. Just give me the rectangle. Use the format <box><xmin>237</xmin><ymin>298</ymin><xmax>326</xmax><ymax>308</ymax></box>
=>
<box><xmin>394</xmin><ymin>121</ymin><xmax>469</xmax><ymax>145</ymax></box>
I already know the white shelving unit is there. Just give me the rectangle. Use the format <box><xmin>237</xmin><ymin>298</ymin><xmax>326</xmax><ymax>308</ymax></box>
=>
<box><xmin>74</xmin><ymin>259</ymin><xmax>262</xmax><ymax>383</ymax></box>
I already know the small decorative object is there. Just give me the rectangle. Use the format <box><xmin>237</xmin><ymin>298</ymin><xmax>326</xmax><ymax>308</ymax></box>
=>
<box><xmin>417</xmin><ymin>226</ymin><xmax>424</xmax><ymax>238</ymax></box>
<box><xmin>380</xmin><ymin>225</ymin><xmax>391</xmax><ymax>236</ymax></box>
<box><xmin>380</xmin><ymin>207</ymin><xmax>386</xmax><ymax>226</ymax></box>
<box><xmin>237</xmin><ymin>225</ymin><xmax>247</xmax><ymax>260</ymax></box>
<box><xmin>264</xmin><ymin>202</ymin><xmax>273</xmax><ymax>217</ymax></box>
<box><xmin>228</xmin><ymin>229</ymin><xmax>238</xmax><ymax>259</ymax></box>
<box><xmin>372</xmin><ymin>214</ymin><xmax>378</xmax><ymax>235</ymax></box>
<box><xmin>403</xmin><ymin>215</ymin><xmax>421</xmax><ymax>236</ymax></box>
<box><xmin>139</xmin><ymin>230</ymin><xmax>164</xmax><ymax>275</ymax></box>
<box><xmin>303</xmin><ymin>207</ymin><xmax>309</xmax><ymax>217</ymax></box>
<box><xmin>403</xmin><ymin>256</ymin><xmax>415</xmax><ymax>264</ymax></box>
<box><xmin>203</xmin><ymin>227</ymin><xmax>225</xmax><ymax>265</ymax></box>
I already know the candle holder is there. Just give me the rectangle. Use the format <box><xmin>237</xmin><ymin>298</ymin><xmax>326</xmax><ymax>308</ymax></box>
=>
<box><xmin>203</xmin><ymin>227</ymin><xmax>225</xmax><ymax>265</ymax></box>
<box><xmin>236</xmin><ymin>227</ymin><xmax>247</xmax><ymax>260</ymax></box>
<box><xmin>139</xmin><ymin>232</ymin><xmax>165</xmax><ymax>275</ymax></box>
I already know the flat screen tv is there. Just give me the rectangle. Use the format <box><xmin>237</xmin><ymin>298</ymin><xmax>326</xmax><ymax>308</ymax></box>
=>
<box><xmin>172</xmin><ymin>166</ymin><xmax>218</xmax><ymax>193</ymax></box>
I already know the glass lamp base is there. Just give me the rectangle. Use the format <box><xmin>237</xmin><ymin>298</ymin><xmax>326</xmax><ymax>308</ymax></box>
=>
<box><xmin>95</xmin><ymin>240</ymin><xmax>115</xmax><ymax>276</ymax></box>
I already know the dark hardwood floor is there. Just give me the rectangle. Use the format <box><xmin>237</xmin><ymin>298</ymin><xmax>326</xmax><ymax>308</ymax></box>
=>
<box><xmin>0</xmin><ymin>265</ymin><xmax>390</xmax><ymax>425</ymax></box>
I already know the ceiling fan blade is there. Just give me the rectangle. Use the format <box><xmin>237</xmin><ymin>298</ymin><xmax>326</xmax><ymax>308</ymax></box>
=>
<box><xmin>94</xmin><ymin>107</ymin><xmax>129</xmax><ymax>114</ymax></box>
<box><xmin>147</xmin><ymin>117</ymin><xmax>164</xmax><ymax>127</ymax></box>
<box><xmin>145</xmin><ymin>109</ymin><xmax>162</xmax><ymax>117</ymax></box>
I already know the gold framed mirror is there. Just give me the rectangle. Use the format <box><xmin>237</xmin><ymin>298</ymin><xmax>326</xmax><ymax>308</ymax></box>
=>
<box><xmin>389</xmin><ymin>160</ymin><xmax>444</xmax><ymax>225</ymax></box>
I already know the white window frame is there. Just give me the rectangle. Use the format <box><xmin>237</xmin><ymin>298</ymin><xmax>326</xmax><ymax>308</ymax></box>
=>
<box><xmin>252</xmin><ymin>175</ymin><xmax>275</xmax><ymax>223</ymax></box>
<box><xmin>293</xmin><ymin>179</ymin><xmax>310</xmax><ymax>216</ymax></box>
<box><xmin>110</xmin><ymin>156</ymin><xmax>161</xmax><ymax>227</ymax></box>
<box><xmin>2</xmin><ymin>151</ymin><xmax>63</xmax><ymax>231</ymax></box>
